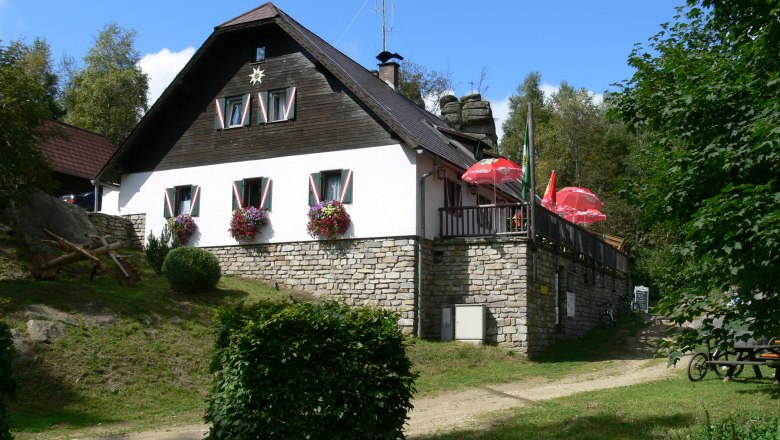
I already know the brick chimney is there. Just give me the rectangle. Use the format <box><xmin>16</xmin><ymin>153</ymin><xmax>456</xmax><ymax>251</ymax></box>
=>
<box><xmin>376</xmin><ymin>51</ymin><xmax>403</xmax><ymax>91</ymax></box>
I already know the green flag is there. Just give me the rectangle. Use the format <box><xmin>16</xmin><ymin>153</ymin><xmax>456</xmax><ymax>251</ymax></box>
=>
<box><xmin>520</xmin><ymin>122</ymin><xmax>530</xmax><ymax>200</ymax></box>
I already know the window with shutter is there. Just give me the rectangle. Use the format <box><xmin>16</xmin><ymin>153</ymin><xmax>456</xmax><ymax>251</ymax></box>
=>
<box><xmin>260</xmin><ymin>86</ymin><xmax>296</xmax><ymax>123</ymax></box>
<box><xmin>216</xmin><ymin>94</ymin><xmax>251</xmax><ymax>130</ymax></box>
<box><xmin>309</xmin><ymin>169</ymin><xmax>353</xmax><ymax>205</ymax></box>
<box><xmin>233</xmin><ymin>178</ymin><xmax>272</xmax><ymax>211</ymax></box>
<box><xmin>166</xmin><ymin>185</ymin><xmax>200</xmax><ymax>218</ymax></box>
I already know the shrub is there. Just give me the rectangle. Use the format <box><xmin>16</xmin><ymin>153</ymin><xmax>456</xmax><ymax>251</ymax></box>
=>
<box><xmin>145</xmin><ymin>224</ymin><xmax>180</xmax><ymax>274</ymax></box>
<box><xmin>0</xmin><ymin>319</ymin><xmax>16</xmax><ymax>440</ymax></box>
<box><xmin>206</xmin><ymin>301</ymin><xmax>417</xmax><ymax>439</ymax></box>
<box><xmin>161</xmin><ymin>247</ymin><xmax>221</xmax><ymax>294</ymax></box>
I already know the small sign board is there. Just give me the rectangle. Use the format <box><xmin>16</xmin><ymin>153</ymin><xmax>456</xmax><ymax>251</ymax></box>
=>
<box><xmin>566</xmin><ymin>292</ymin><xmax>576</xmax><ymax>317</ymax></box>
<box><xmin>633</xmin><ymin>286</ymin><xmax>650</xmax><ymax>313</ymax></box>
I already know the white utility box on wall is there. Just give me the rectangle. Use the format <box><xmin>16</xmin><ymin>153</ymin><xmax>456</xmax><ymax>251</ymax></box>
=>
<box><xmin>441</xmin><ymin>307</ymin><xmax>453</xmax><ymax>341</ymax></box>
<box><xmin>454</xmin><ymin>304</ymin><xmax>486</xmax><ymax>343</ymax></box>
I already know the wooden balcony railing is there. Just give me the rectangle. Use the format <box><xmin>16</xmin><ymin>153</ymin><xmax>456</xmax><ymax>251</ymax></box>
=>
<box><xmin>438</xmin><ymin>202</ymin><xmax>629</xmax><ymax>274</ymax></box>
<box><xmin>439</xmin><ymin>203</ymin><xmax>529</xmax><ymax>238</ymax></box>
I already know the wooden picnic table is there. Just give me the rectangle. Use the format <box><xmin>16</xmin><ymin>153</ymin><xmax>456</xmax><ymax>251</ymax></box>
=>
<box><xmin>713</xmin><ymin>342</ymin><xmax>780</xmax><ymax>384</ymax></box>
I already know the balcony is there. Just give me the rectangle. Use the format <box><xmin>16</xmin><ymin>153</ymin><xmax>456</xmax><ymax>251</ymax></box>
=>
<box><xmin>439</xmin><ymin>202</ymin><xmax>628</xmax><ymax>274</ymax></box>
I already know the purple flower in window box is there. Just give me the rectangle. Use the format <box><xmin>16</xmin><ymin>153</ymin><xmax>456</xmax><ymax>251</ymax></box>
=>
<box><xmin>229</xmin><ymin>206</ymin><xmax>270</xmax><ymax>242</ymax></box>
<box><xmin>306</xmin><ymin>200</ymin><xmax>350</xmax><ymax>239</ymax></box>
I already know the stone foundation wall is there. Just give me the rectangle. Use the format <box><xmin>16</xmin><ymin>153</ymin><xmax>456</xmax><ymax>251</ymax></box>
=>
<box><xmin>527</xmin><ymin>245</ymin><xmax>629</xmax><ymax>356</ymax></box>
<box><xmin>205</xmin><ymin>237</ymin><xmax>420</xmax><ymax>333</ymax></box>
<box><xmin>424</xmin><ymin>237</ymin><xmax>529</xmax><ymax>350</ymax></box>
<box><xmin>88</xmin><ymin>212</ymin><xmax>144</xmax><ymax>250</ymax></box>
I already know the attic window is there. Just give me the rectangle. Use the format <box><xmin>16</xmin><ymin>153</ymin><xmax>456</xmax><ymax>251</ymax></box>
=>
<box><xmin>226</xmin><ymin>96</ymin><xmax>245</xmax><ymax>128</ymax></box>
<box><xmin>255</xmin><ymin>46</ymin><xmax>266</xmax><ymax>62</ymax></box>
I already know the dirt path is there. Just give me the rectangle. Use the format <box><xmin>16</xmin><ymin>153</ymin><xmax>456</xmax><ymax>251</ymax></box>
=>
<box><xmin>95</xmin><ymin>319</ymin><xmax>676</xmax><ymax>440</ymax></box>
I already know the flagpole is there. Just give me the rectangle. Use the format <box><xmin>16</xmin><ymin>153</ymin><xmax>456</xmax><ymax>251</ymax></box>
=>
<box><xmin>528</xmin><ymin>103</ymin><xmax>537</xmax><ymax>280</ymax></box>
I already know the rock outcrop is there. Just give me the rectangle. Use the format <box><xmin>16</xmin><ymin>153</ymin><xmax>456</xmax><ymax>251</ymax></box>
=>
<box><xmin>439</xmin><ymin>93</ymin><xmax>498</xmax><ymax>148</ymax></box>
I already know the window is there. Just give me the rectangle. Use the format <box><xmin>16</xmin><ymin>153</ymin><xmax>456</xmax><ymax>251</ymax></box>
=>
<box><xmin>308</xmin><ymin>169</ymin><xmax>353</xmax><ymax>205</ymax></box>
<box><xmin>214</xmin><ymin>95</ymin><xmax>251</xmax><ymax>130</ymax></box>
<box><xmin>163</xmin><ymin>185</ymin><xmax>200</xmax><ymax>218</ymax></box>
<box><xmin>258</xmin><ymin>86</ymin><xmax>296</xmax><ymax>123</ymax></box>
<box><xmin>255</xmin><ymin>46</ymin><xmax>266</xmax><ymax>62</ymax></box>
<box><xmin>444</xmin><ymin>179</ymin><xmax>462</xmax><ymax>217</ymax></box>
<box><xmin>232</xmin><ymin>177</ymin><xmax>272</xmax><ymax>210</ymax></box>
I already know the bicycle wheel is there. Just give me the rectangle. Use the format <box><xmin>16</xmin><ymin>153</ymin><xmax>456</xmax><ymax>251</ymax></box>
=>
<box><xmin>687</xmin><ymin>352</ymin><xmax>709</xmax><ymax>382</ymax></box>
<box><xmin>713</xmin><ymin>350</ymin><xmax>744</xmax><ymax>377</ymax></box>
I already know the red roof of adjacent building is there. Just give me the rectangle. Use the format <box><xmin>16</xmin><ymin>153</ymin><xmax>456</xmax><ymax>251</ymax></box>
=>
<box><xmin>37</xmin><ymin>120</ymin><xmax>117</xmax><ymax>180</ymax></box>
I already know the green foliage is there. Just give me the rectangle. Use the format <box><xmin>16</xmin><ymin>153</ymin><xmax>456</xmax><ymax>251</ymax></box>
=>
<box><xmin>144</xmin><ymin>224</ymin><xmax>179</xmax><ymax>274</ymax></box>
<box><xmin>613</xmin><ymin>1</ymin><xmax>780</xmax><ymax>352</ymax></box>
<box><xmin>399</xmin><ymin>60</ymin><xmax>453</xmax><ymax>113</ymax></box>
<box><xmin>0</xmin><ymin>40</ymin><xmax>56</xmax><ymax>207</ymax></box>
<box><xmin>161</xmin><ymin>247</ymin><xmax>221</xmax><ymax>294</ymax></box>
<box><xmin>206</xmin><ymin>301</ymin><xmax>417</xmax><ymax>439</ymax></box>
<box><xmin>0</xmin><ymin>319</ymin><xmax>16</xmax><ymax>440</ymax></box>
<box><xmin>62</xmin><ymin>22</ymin><xmax>148</xmax><ymax>145</ymax></box>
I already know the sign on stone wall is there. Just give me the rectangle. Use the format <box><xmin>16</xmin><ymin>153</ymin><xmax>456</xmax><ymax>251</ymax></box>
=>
<box><xmin>566</xmin><ymin>292</ymin><xmax>576</xmax><ymax>317</ymax></box>
<box><xmin>633</xmin><ymin>286</ymin><xmax>650</xmax><ymax>313</ymax></box>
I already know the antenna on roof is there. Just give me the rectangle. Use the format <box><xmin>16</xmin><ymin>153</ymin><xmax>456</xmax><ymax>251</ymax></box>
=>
<box><xmin>372</xmin><ymin>0</ymin><xmax>393</xmax><ymax>52</ymax></box>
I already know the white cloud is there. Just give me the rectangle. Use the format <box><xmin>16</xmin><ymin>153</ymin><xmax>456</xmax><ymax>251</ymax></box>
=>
<box><xmin>138</xmin><ymin>46</ymin><xmax>196</xmax><ymax>105</ymax></box>
<box><xmin>488</xmin><ymin>95</ymin><xmax>511</xmax><ymax>147</ymax></box>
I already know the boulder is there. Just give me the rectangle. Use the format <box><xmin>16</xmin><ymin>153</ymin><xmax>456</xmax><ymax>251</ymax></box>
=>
<box><xmin>13</xmin><ymin>193</ymin><xmax>97</xmax><ymax>255</ymax></box>
<box><xmin>26</xmin><ymin>319</ymin><xmax>67</xmax><ymax>343</ymax></box>
<box><xmin>439</xmin><ymin>94</ymin><xmax>458</xmax><ymax>108</ymax></box>
<box><xmin>23</xmin><ymin>304</ymin><xmax>79</xmax><ymax>326</ymax></box>
<box><xmin>460</xmin><ymin>93</ymin><xmax>482</xmax><ymax>103</ymax></box>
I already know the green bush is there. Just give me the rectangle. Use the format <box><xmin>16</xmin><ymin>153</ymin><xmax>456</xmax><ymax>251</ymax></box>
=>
<box><xmin>206</xmin><ymin>301</ymin><xmax>417</xmax><ymax>439</ymax></box>
<box><xmin>161</xmin><ymin>246</ymin><xmax>221</xmax><ymax>294</ymax></box>
<box><xmin>0</xmin><ymin>319</ymin><xmax>16</xmax><ymax>440</ymax></box>
<box><xmin>145</xmin><ymin>224</ymin><xmax>180</xmax><ymax>274</ymax></box>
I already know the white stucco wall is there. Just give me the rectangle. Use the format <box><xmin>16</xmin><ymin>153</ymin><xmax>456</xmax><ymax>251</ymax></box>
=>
<box><xmin>101</xmin><ymin>144</ymin><xmax>420</xmax><ymax>247</ymax></box>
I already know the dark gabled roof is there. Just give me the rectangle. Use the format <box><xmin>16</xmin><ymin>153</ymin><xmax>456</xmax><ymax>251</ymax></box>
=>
<box><xmin>98</xmin><ymin>2</ymin><xmax>520</xmax><ymax>199</ymax></box>
<box><xmin>38</xmin><ymin>120</ymin><xmax>117</xmax><ymax>180</ymax></box>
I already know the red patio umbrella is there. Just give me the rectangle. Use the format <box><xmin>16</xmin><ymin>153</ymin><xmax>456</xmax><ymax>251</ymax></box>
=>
<box><xmin>541</xmin><ymin>170</ymin><xmax>557</xmax><ymax>210</ymax></box>
<box><xmin>556</xmin><ymin>187</ymin><xmax>604</xmax><ymax>211</ymax></box>
<box><xmin>563</xmin><ymin>208</ymin><xmax>607</xmax><ymax>225</ymax></box>
<box><xmin>461</xmin><ymin>158</ymin><xmax>523</xmax><ymax>202</ymax></box>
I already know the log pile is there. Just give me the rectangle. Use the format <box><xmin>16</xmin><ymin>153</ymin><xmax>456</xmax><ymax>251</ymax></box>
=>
<box><xmin>31</xmin><ymin>229</ymin><xmax>139</xmax><ymax>286</ymax></box>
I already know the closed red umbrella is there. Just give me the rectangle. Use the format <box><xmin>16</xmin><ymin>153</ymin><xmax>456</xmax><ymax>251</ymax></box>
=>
<box><xmin>541</xmin><ymin>170</ymin><xmax>557</xmax><ymax>210</ymax></box>
<box><xmin>462</xmin><ymin>158</ymin><xmax>523</xmax><ymax>202</ymax></box>
<box><xmin>563</xmin><ymin>208</ymin><xmax>607</xmax><ymax>225</ymax></box>
<box><xmin>556</xmin><ymin>187</ymin><xmax>603</xmax><ymax>211</ymax></box>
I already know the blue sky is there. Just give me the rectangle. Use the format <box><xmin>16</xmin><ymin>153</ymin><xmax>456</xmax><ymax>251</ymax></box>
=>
<box><xmin>0</xmin><ymin>0</ymin><xmax>682</xmax><ymax>140</ymax></box>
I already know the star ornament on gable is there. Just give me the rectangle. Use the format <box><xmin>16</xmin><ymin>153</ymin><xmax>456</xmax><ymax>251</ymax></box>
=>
<box><xmin>249</xmin><ymin>67</ymin><xmax>265</xmax><ymax>86</ymax></box>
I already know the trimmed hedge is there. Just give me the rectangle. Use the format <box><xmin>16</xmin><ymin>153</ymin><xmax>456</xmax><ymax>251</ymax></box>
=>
<box><xmin>206</xmin><ymin>301</ymin><xmax>417</xmax><ymax>439</ymax></box>
<box><xmin>161</xmin><ymin>246</ymin><xmax>221</xmax><ymax>294</ymax></box>
<box><xmin>0</xmin><ymin>319</ymin><xmax>15</xmax><ymax>440</ymax></box>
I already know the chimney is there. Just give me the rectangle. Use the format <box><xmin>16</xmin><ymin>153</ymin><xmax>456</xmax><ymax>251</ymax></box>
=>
<box><xmin>376</xmin><ymin>51</ymin><xmax>404</xmax><ymax>91</ymax></box>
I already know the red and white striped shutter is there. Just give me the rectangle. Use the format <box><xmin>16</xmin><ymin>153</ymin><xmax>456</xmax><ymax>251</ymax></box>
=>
<box><xmin>260</xmin><ymin>177</ymin><xmax>272</xmax><ymax>210</ymax></box>
<box><xmin>163</xmin><ymin>188</ymin><xmax>175</xmax><ymax>218</ymax></box>
<box><xmin>189</xmin><ymin>185</ymin><xmax>201</xmax><ymax>217</ymax></box>
<box><xmin>284</xmin><ymin>86</ymin><xmax>296</xmax><ymax>120</ymax></box>
<box><xmin>257</xmin><ymin>91</ymin><xmax>269</xmax><ymax>124</ymax></box>
<box><xmin>338</xmin><ymin>169</ymin><xmax>353</xmax><ymax>204</ymax></box>
<box><xmin>308</xmin><ymin>172</ymin><xmax>321</xmax><ymax>206</ymax></box>
<box><xmin>240</xmin><ymin>94</ymin><xmax>251</xmax><ymax>126</ymax></box>
<box><xmin>232</xmin><ymin>180</ymin><xmax>244</xmax><ymax>210</ymax></box>
<box><xmin>214</xmin><ymin>98</ymin><xmax>226</xmax><ymax>130</ymax></box>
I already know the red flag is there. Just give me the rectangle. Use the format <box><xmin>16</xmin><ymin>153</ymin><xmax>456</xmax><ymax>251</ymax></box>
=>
<box><xmin>541</xmin><ymin>170</ymin><xmax>556</xmax><ymax>209</ymax></box>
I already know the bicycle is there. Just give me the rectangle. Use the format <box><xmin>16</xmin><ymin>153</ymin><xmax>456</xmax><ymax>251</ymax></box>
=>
<box><xmin>687</xmin><ymin>337</ymin><xmax>744</xmax><ymax>382</ymax></box>
<box><xmin>599</xmin><ymin>302</ymin><xmax>617</xmax><ymax>327</ymax></box>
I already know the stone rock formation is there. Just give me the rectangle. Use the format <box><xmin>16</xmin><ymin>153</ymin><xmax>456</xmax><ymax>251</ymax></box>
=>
<box><xmin>438</xmin><ymin>93</ymin><xmax>498</xmax><ymax>148</ymax></box>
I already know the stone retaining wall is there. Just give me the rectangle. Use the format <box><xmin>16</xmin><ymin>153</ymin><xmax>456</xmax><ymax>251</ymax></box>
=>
<box><xmin>88</xmin><ymin>212</ymin><xmax>144</xmax><ymax>250</ymax></box>
<box><xmin>205</xmin><ymin>237</ymin><xmax>420</xmax><ymax>333</ymax></box>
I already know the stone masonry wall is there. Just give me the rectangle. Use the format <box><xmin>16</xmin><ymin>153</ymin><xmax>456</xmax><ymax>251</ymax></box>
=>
<box><xmin>205</xmin><ymin>237</ymin><xmax>419</xmax><ymax>333</ymax></box>
<box><xmin>527</xmin><ymin>244</ymin><xmax>629</xmax><ymax>356</ymax></box>
<box><xmin>425</xmin><ymin>237</ymin><xmax>628</xmax><ymax>355</ymax></box>
<box><xmin>424</xmin><ymin>237</ymin><xmax>530</xmax><ymax>350</ymax></box>
<box><xmin>88</xmin><ymin>212</ymin><xmax>144</xmax><ymax>250</ymax></box>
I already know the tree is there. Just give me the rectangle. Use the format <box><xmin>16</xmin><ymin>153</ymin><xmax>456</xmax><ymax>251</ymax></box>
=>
<box><xmin>399</xmin><ymin>60</ymin><xmax>453</xmax><ymax>114</ymax></box>
<box><xmin>0</xmin><ymin>40</ymin><xmax>55</xmax><ymax>207</ymax></box>
<box><xmin>499</xmin><ymin>72</ymin><xmax>549</xmax><ymax>163</ymax></box>
<box><xmin>62</xmin><ymin>23</ymin><xmax>148</xmax><ymax>145</ymax></box>
<box><xmin>613</xmin><ymin>0</ymin><xmax>780</xmax><ymax>359</ymax></box>
<box><xmin>9</xmin><ymin>38</ymin><xmax>64</xmax><ymax>120</ymax></box>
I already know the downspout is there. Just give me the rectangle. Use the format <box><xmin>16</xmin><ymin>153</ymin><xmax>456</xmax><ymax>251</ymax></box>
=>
<box><xmin>417</xmin><ymin>155</ymin><xmax>440</xmax><ymax>338</ymax></box>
